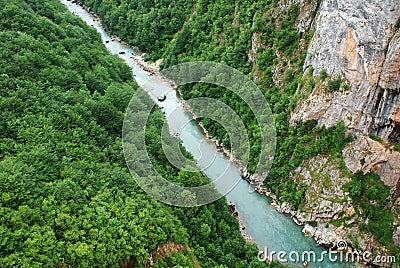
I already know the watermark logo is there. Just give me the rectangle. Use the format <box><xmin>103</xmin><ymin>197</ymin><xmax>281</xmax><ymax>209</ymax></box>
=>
<box><xmin>122</xmin><ymin>61</ymin><xmax>276</xmax><ymax>207</ymax></box>
<box><xmin>257</xmin><ymin>240</ymin><xmax>396</xmax><ymax>265</ymax></box>
<box><xmin>336</xmin><ymin>240</ymin><xmax>347</xmax><ymax>251</ymax></box>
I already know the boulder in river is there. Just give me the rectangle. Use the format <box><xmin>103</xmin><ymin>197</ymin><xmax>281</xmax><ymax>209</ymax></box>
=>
<box><xmin>302</xmin><ymin>224</ymin><xmax>316</xmax><ymax>237</ymax></box>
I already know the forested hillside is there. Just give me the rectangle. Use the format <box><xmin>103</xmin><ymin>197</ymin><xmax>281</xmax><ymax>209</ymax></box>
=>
<box><xmin>81</xmin><ymin>0</ymin><xmax>349</xmax><ymax>207</ymax></box>
<box><xmin>0</xmin><ymin>0</ymin><xmax>286</xmax><ymax>267</ymax></box>
<box><xmin>80</xmin><ymin>0</ymin><xmax>400</xmax><ymax>262</ymax></box>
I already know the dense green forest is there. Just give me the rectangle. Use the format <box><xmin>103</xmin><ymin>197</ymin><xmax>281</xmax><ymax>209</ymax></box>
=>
<box><xmin>80</xmin><ymin>0</ymin><xmax>399</xmax><ymax>258</ymax></box>
<box><xmin>0</xmin><ymin>0</ymin><xmax>291</xmax><ymax>267</ymax></box>
<box><xmin>80</xmin><ymin>0</ymin><xmax>326</xmax><ymax>206</ymax></box>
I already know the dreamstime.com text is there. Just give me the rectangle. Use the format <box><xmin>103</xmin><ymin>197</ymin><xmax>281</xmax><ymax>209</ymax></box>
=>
<box><xmin>257</xmin><ymin>241</ymin><xmax>396</xmax><ymax>265</ymax></box>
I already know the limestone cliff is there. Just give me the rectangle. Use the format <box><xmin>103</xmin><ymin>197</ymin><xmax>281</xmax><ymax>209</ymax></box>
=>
<box><xmin>272</xmin><ymin>154</ymin><xmax>390</xmax><ymax>258</ymax></box>
<box><xmin>292</xmin><ymin>0</ymin><xmax>400</xmax><ymax>142</ymax></box>
<box><xmin>290</xmin><ymin>0</ymin><xmax>400</xmax><ymax>190</ymax></box>
<box><xmin>283</xmin><ymin>0</ymin><xmax>400</xmax><ymax>262</ymax></box>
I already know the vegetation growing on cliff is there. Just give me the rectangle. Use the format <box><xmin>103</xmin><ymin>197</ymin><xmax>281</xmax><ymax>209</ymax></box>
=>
<box><xmin>266</xmin><ymin>120</ymin><xmax>353</xmax><ymax>208</ymax></box>
<box><xmin>344</xmin><ymin>172</ymin><xmax>399</xmax><ymax>257</ymax></box>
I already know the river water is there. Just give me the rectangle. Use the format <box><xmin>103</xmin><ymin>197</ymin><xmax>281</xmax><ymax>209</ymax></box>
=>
<box><xmin>60</xmin><ymin>1</ymin><xmax>360</xmax><ymax>267</ymax></box>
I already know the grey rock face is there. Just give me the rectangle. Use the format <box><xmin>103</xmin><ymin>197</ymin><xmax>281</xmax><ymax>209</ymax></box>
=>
<box><xmin>292</xmin><ymin>0</ymin><xmax>400</xmax><ymax>141</ymax></box>
<box><xmin>394</xmin><ymin>226</ymin><xmax>400</xmax><ymax>247</ymax></box>
<box><xmin>281</xmin><ymin>0</ymin><xmax>400</xmax><ymax>258</ymax></box>
<box><xmin>342</xmin><ymin>136</ymin><xmax>400</xmax><ymax>186</ymax></box>
<box><xmin>294</xmin><ymin>155</ymin><xmax>351</xmax><ymax>220</ymax></box>
<box><xmin>304</xmin><ymin>0</ymin><xmax>399</xmax><ymax>77</ymax></box>
<box><xmin>302</xmin><ymin>223</ymin><xmax>316</xmax><ymax>236</ymax></box>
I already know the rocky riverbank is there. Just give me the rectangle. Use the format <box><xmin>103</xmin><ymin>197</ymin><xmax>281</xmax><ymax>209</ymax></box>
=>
<box><xmin>228</xmin><ymin>202</ymin><xmax>253</xmax><ymax>242</ymax></box>
<box><xmin>70</xmin><ymin>0</ymin><xmax>161</xmax><ymax>76</ymax></box>
<box><xmin>177</xmin><ymin>96</ymin><xmax>248</xmax><ymax>170</ymax></box>
<box><xmin>250</xmin><ymin>154</ymin><xmax>396</xmax><ymax>268</ymax></box>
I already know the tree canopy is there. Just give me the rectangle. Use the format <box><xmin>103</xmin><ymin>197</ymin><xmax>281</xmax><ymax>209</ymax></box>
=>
<box><xmin>0</xmin><ymin>0</ymin><xmax>278</xmax><ymax>267</ymax></box>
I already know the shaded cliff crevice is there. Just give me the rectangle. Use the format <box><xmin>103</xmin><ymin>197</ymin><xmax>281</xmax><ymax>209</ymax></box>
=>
<box><xmin>369</xmin><ymin>29</ymin><xmax>400</xmax><ymax>140</ymax></box>
<box><xmin>370</xmin><ymin>86</ymin><xmax>400</xmax><ymax>141</ymax></box>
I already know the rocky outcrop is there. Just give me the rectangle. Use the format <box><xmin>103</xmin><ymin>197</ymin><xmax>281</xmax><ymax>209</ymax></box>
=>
<box><xmin>304</xmin><ymin>0</ymin><xmax>399</xmax><ymax>76</ymax></box>
<box><xmin>250</xmin><ymin>0</ymin><xmax>400</xmax><ymax>265</ymax></box>
<box><xmin>302</xmin><ymin>223</ymin><xmax>316</xmax><ymax>237</ymax></box>
<box><xmin>250</xmin><ymin>0</ymin><xmax>399</xmax><ymax>263</ymax></box>
<box><xmin>272</xmin><ymin>155</ymin><xmax>352</xmax><ymax>237</ymax></box>
<box><xmin>290</xmin><ymin>3</ymin><xmax>400</xmax><ymax>252</ymax></box>
<box><xmin>394</xmin><ymin>226</ymin><xmax>400</xmax><ymax>247</ymax></box>
<box><xmin>264</xmin><ymin>155</ymin><xmax>390</xmax><ymax>259</ymax></box>
<box><xmin>343</xmin><ymin>136</ymin><xmax>400</xmax><ymax>186</ymax></box>
<box><xmin>292</xmin><ymin>155</ymin><xmax>353</xmax><ymax>222</ymax></box>
<box><xmin>295</xmin><ymin>0</ymin><xmax>320</xmax><ymax>35</ymax></box>
<box><xmin>291</xmin><ymin>0</ymin><xmax>400</xmax><ymax>141</ymax></box>
<box><xmin>144</xmin><ymin>241</ymin><xmax>185</xmax><ymax>267</ymax></box>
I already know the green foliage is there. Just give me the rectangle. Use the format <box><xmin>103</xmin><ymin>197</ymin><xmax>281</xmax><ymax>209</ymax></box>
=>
<box><xmin>266</xmin><ymin>121</ymin><xmax>353</xmax><ymax>208</ymax></box>
<box><xmin>347</xmin><ymin>180</ymin><xmax>362</xmax><ymax>197</ymax></box>
<box><xmin>300</xmin><ymin>67</ymin><xmax>315</xmax><ymax>93</ymax></box>
<box><xmin>328</xmin><ymin>77</ymin><xmax>341</xmax><ymax>92</ymax></box>
<box><xmin>394</xmin><ymin>141</ymin><xmax>400</xmax><ymax>152</ymax></box>
<box><xmin>80</xmin><ymin>0</ymin><xmax>318</xmax><ymax>187</ymax></box>
<box><xmin>344</xmin><ymin>172</ymin><xmax>396</xmax><ymax>248</ymax></box>
<box><xmin>76</xmin><ymin>0</ymin><xmax>397</xmax><ymax>260</ymax></box>
<box><xmin>274</xmin><ymin>3</ymin><xmax>300</xmax><ymax>56</ymax></box>
<box><xmin>257</xmin><ymin>48</ymin><xmax>276</xmax><ymax>70</ymax></box>
<box><xmin>342</xmin><ymin>83</ymin><xmax>350</xmax><ymax>90</ymax></box>
<box><xmin>275</xmin><ymin>30</ymin><xmax>299</xmax><ymax>55</ymax></box>
<box><xmin>368</xmin><ymin>134</ymin><xmax>384</xmax><ymax>143</ymax></box>
<box><xmin>319</xmin><ymin>69</ymin><xmax>328</xmax><ymax>80</ymax></box>
<box><xmin>331</xmin><ymin>218</ymin><xmax>346</xmax><ymax>227</ymax></box>
<box><xmin>80</xmin><ymin>0</ymin><xmax>195</xmax><ymax>61</ymax></box>
<box><xmin>0</xmin><ymin>1</ymin><xmax>185</xmax><ymax>266</ymax></box>
<box><xmin>309</xmin><ymin>221</ymin><xmax>318</xmax><ymax>227</ymax></box>
<box><xmin>0</xmin><ymin>0</ymin><xmax>271</xmax><ymax>267</ymax></box>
